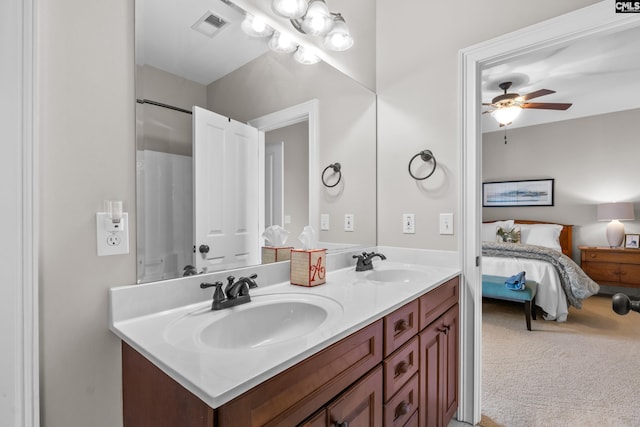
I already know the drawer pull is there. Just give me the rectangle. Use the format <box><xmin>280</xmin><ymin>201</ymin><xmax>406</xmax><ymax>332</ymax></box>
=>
<box><xmin>394</xmin><ymin>319</ymin><xmax>409</xmax><ymax>333</ymax></box>
<box><xmin>438</xmin><ymin>325</ymin><xmax>451</xmax><ymax>335</ymax></box>
<box><xmin>334</xmin><ymin>422</ymin><xmax>349</xmax><ymax>427</ymax></box>
<box><xmin>394</xmin><ymin>401</ymin><xmax>411</xmax><ymax>420</ymax></box>
<box><xmin>590</xmin><ymin>253</ymin><xmax>596</xmax><ymax>258</ymax></box>
<box><xmin>394</xmin><ymin>361</ymin><xmax>409</xmax><ymax>377</ymax></box>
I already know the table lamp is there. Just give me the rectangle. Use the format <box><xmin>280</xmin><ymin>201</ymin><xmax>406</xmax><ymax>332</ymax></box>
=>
<box><xmin>597</xmin><ymin>202</ymin><xmax>635</xmax><ymax>247</ymax></box>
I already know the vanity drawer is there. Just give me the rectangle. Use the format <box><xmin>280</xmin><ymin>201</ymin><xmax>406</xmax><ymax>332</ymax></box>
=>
<box><xmin>383</xmin><ymin>336</ymin><xmax>419</xmax><ymax>401</ymax></box>
<box><xmin>384</xmin><ymin>373</ymin><xmax>419</xmax><ymax>427</ymax></box>
<box><xmin>219</xmin><ymin>320</ymin><xmax>383</xmax><ymax>427</ymax></box>
<box><xmin>419</xmin><ymin>276</ymin><xmax>459</xmax><ymax>330</ymax></box>
<box><xmin>384</xmin><ymin>299</ymin><xmax>419</xmax><ymax>356</ymax></box>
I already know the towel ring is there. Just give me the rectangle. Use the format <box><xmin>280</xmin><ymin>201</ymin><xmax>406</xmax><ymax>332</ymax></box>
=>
<box><xmin>408</xmin><ymin>150</ymin><xmax>437</xmax><ymax>180</ymax></box>
<box><xmin>322</xmin><ymin>163</ymin><xmax>342</xmax><ymax>188</ymax></box>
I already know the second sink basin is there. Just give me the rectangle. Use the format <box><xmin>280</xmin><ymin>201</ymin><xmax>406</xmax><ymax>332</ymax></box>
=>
<box><xmin>365</xmin><ymin>268</ymin><xmax>430</xmax><ymax>284</ymax></box>
<box><xmin>164</xmin><ymin>293</ymin><xmax>343</xmax><ymax>351</ymax></box>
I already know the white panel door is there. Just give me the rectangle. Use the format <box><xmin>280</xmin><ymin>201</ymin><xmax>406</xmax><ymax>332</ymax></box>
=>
<box><xmin>265</xmin><ymin>141</ymin><xmax>284</xmax><ymax>227</ymax></box>
<box><xmin>193</xmin><ymin>106</ymin><xmax>260</xmax><ymax>272</ymax></box>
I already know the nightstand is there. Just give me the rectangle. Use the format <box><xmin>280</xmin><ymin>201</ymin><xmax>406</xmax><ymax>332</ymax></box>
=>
<box><xmin>579</xmin><ymin>246</ymin><xmax>640</xmax><ymax>288</ymax></box>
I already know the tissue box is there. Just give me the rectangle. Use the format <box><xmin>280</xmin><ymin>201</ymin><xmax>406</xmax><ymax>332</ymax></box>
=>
<box><xmin>290</xmin><ymin>249</ymin><xmax>326</xmax><ymax>287</ymax></box>
<box><xmin>261</xmin><ymin>246</ymin><xmax>293</xmax><ymax>264</ymax></box>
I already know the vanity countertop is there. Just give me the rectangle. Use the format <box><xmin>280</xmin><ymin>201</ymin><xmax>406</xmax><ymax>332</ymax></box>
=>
<box><xmin>109</xmin><ymin>260</ymin><xmax>460</xmax><ymax>409</ymax></box>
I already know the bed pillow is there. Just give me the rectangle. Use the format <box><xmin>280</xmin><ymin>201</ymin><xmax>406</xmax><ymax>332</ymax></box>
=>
<box><xmin>519</xmin><ymin>223</ymin><xmax>563</xmax><ymax>252</ymax></box>
<box><xmin>482</xmin><ymin>220</ymin><xmax>514</xmax><ymax>242</ymax></box>
<box><xmin>496</xmin><ymin>225</ymin><xmax>521</xmax><ymax>243</ymax></box>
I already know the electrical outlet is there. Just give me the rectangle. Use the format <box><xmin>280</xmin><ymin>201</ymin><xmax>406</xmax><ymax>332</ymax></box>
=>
<box><xmin>439</xmin><ymin>213</ymin><xmax>454</xmax><ymax>235</ymax></box>
<box><xmin>344</xmin><ymin>214</ymin><xmax>354</xmax><ymax>232</ymax></box>
<box><xmin>403</xmin><ymin>213</ymin><xmax>415</xmax><ymax>234</ymax></box>
<box><xmin>320</xmin><ymin>214</ymin><xmax>330</xmax><ymax>231</ymax></box>
<box><xmin>284</xmin><ymin>215</ymin><xmax>292</xmax><ymax>225</ymax></box>
<box><xmin>96</xmin><ymin>212</ymin><xmax>130</xmax><ymax>256</ymax></box>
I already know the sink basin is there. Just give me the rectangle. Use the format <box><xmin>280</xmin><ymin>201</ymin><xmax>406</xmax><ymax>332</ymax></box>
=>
<box><xmin>164</xmin><ymin>293</ymin><xmax>343</xmax><ymax>350</ymax></box>
<box><xmin>365</xmin><ymin>268</ymin><xmax>430</xmax><ymax>284</ymax></box>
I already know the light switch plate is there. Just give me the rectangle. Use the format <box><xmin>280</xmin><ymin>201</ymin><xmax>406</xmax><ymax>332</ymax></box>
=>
<box><xmin>96</xmin><ymin>212</ymin><xmax>130</xmax><ymax>256</ymax></box>
<box><xmin>403</xmin><ymin>213</ymin><xmax>415</xmax><ymax>234</ymax></box>
<box><xmin>320</xmin><ymin>214</ymin><xmax>330</xmax><ymax>230</ymax></box>
<box><xmin>439</xmin><ymin>213</ymin><xmax>454</xmax><ymax>235</ymax></box>
<box><xmin>344</xmin><ymin>214</ymin><xmax>354</xmax><ymax>232</ymax></box>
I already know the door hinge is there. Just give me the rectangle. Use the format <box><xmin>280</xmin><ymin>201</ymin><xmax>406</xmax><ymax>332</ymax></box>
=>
<box><xmin>476</xmin><ymin>256</ymin><xmax>480</xmax><ymax>267</ymax></box>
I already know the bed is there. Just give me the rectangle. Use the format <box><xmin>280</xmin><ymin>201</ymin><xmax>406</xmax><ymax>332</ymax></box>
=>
<box><xmin>481</xmin><ymin>220</ymin><xmax>599</xmax><ymax>322</ymax></box>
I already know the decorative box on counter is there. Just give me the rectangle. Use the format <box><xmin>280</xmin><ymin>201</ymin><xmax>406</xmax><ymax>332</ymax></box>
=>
<box><xmin>290</xmin><ymin>249</ymin><xmax>326</xmax><ymax>287</ymax></box>
<box><xmin>261</xmin><ymin>246</ymin><xmax>293</xmax><ymax>264</ymax></box>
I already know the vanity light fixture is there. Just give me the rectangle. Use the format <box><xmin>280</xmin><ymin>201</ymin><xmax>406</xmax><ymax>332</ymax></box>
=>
<box><xmin>597</xmin><ymin>202</ymin><xmax>635</xmax><ymax>248</ymax></box>
<box><xmin>492</xmin><ymin>105</ymin><xmax>522</xmax><ymax>125</ymax></box>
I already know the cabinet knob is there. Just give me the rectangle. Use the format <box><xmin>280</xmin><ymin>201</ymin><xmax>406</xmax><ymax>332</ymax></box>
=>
<box><xmin>394</xmin><ymin>319</ymin><xmax>409</xmax><ymax>333</ymax></box>
<box><xmin>590</xmin><ymin>253</ymin><xmax>596</xmax><ymax>258</ymax></box>
<box><xmin>334</xmin><ymin>422</ymin><xmax>349</xmax><ymax>427</ymax></box>
<box><xmin>394</xmin><ymin>401</ymin><xmax>411</xmax><ymax>420</ymax></box>
<box><xmin>394</xmin><ymin>361</ymin><xmax>409</xmax><ymax>377</ymax></box>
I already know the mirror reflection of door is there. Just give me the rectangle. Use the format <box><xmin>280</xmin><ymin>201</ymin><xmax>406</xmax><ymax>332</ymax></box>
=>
<box><xmin>265</xmin><ymin>141</ymin><xmax>284</xmax><ymax>228</ymax></box>
<box><xmin>193</xmin><ymin>106</ymin><xmax>261</xmax><ymax>273</ymax></box>
<box><xmin>264</xmin><ymin>121</ymin><xmax>309</xmax><ymax>243</ymax></box>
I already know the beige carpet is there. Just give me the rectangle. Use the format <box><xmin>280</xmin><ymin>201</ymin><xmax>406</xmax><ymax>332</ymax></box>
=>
<box><xmin>481</xmin><ymin>294</ymin><xmax>640</xmax><ymax>427</ymax></box>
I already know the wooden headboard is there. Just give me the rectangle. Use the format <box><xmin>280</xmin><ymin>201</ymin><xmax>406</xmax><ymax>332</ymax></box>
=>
<box><xmin>484</xmin><ymin>220</ymin><xmax>573</xmax><ymax>258</ymax></box>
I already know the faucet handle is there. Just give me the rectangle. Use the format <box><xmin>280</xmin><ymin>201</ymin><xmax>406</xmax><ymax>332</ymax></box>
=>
<box><xmin>200</xmin><ymin>281</ymin><xmax>225</xmax><ymax>303</ymax></box>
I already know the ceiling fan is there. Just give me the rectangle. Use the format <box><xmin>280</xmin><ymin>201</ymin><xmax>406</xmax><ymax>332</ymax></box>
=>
<box><xmin>483</xmin><ymin>81</ymin><xmax>573</xmax><ymax>126</ymax></box>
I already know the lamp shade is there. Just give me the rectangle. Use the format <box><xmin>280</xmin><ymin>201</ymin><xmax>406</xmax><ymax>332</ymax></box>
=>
<box><xmin>491</xmin><ymin>106</ymin><xmax>521</xmax><ymax>125</ymax></box>
<box><xmin>597</xmin><ymin>202</ymin><xmax>635</xmax><ymax>221</ymax></box>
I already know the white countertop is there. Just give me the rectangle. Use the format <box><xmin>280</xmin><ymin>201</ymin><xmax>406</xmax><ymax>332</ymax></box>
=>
<box><xmin>109</xmin><ymin>252</ymin><xmax>460</xmax><ymax>409</ymax></box>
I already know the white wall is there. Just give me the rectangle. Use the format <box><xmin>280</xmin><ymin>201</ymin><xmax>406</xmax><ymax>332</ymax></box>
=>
<box><xmin>40</xmin><ymin>1</ymin><xmax>135</xmax><ymax>426</ymax></box>
<box><xmin>375</xmin><ymin>0</ymin><xmax>599</xmax><ymax>250</ymax></box>
<box><xmin>483</xmin><ymin>108</ymin><xmax>640</xmax><ymax>261</ymax></box>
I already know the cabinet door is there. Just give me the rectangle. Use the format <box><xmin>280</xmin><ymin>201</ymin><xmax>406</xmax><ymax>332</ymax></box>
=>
<box><xmin>419</xmin><ymin>304</ymin><xmax>459</xmax><ymax>427</ymax></box>
<box><xmin>326</xmin><ymin>366</ymin><xmax>383</xmax><ymax>427</ymax></box>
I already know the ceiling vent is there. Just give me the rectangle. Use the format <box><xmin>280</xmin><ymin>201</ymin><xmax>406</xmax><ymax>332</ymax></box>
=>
<box><xmin>192</xmin><ymin>11</ymin><xmax>228</xmax><ymax>38</ymax></box>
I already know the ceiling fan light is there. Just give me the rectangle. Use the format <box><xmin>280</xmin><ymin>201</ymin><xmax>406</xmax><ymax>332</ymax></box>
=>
<box><xmin>272</xmin><ymin>0</ymin><xmax>307</xmax><ymax>19</ymax></box>
<box><xmin>293</xmin><ymin>46</ymin><xmax>321</xmax><ymax>64</ymax></box>
<box><xmin>269</xmin><ymin>32</ymin><xmax>298</xmax><ymax>53</ymax></box>
<box><xmin>492</xmin><ymin>106</ymin><xmax>522</xmax><ymax>125</ymax></box>
<box><xmin>300</xmin><ymin>0</ymin><xmax>334</xmax><ymax>36</ymax></box>
<box><xmin>241</xmin><ymin>14</ymin><xmax>274</xmax><ymax>38</ymax></box>
<box><xmin>323</xmin><ymin>14</ymin><xmax>353</xmax><ymax>51</ymax></box>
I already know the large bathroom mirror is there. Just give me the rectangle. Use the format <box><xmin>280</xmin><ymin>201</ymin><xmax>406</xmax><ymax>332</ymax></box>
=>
<box><xmin>135</xmin><ymin>0</ymin><xmax>377</xmax><ymax>283</ymax></box>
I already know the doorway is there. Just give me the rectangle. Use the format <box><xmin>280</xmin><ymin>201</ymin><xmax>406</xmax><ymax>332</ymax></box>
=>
<box><xmin>458</xmin><ymin>3</ymin><xmax>640</xmax><ymax>424</ymax></box>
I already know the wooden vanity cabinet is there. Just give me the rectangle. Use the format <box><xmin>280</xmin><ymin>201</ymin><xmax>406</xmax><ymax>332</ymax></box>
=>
<box><xmin>121</xmin><ymin>276</ymin><xmax>460</xmax><ymax>427</ymax></box>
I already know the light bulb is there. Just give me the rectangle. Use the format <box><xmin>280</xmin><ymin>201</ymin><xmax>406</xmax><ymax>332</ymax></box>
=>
<box><xmin>240</xmin><ymin>14</ymin><xmax>274</xmax><ymax>38</ymax></box>
<box><xmin>294</xmin><ymin>46</ymin><xmax>321</xmax><ymax>64</ymax></box>
<box><xmin>269</xmin><ymin>32</ymin><xmax>297</xmax><ymax>53</ymax></box>
<box><xmin>323</xmin><ymin>15</ymin><xmax>353</xmax><ymax>51</ymax></box>
<box><xmin>300</xmin><ymin>0</ymin><xmax>333</xmax><ymax>36</ymax></box>
<box><xmin>272</xmin><ymin>0</ymin><xmax>307</xmax><ymax>19</ymax></box>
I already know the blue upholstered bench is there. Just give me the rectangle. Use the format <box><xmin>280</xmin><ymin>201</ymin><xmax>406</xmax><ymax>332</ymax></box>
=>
<box><xmin>482</xmin><ymin>274</ymin><xmax>538</xmax><ymax>331</ymax></box>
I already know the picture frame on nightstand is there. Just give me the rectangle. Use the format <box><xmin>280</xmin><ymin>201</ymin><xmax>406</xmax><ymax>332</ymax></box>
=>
<box><xmin>625</xmin><ymin>234</ymin><xmax>639</xmax><ymax>249</ymax></box>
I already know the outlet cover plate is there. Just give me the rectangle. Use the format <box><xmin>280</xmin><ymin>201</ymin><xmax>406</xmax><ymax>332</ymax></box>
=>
<box><xmin>96</xmin><ymin>212</ymin><xmax>130</xmax><ymax>256</ymax></box>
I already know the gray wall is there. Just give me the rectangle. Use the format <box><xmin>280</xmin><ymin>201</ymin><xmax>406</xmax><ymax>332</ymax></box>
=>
<box><xmin>375</xmin><ymin>0</ymin><xmax>598</xmax><ymax>250</ymax></box>
<box><xmin>483</xmin><ymin>108</ymin><xmax>640</xmax><ymax>262</ymax></box>
<box><xmin>38</xmin><ymin>0</ymin><xmax>600</xmax><ymax>426</ymax></box>
<box><xmin>266</xmin><ymin>122</ymin><xmax>309</xmax><ymax>243</ymax></box>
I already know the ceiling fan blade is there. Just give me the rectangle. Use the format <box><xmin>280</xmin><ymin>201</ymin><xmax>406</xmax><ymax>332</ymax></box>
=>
<box><xmin>519</xmin><ymin>89</ymin><xmax>555</xmax><ymax>101</ymax></box>
<box><xmin>521</xmin><ymin>102</ymin><xmax>572</xmax><ymax>110</ymax></box>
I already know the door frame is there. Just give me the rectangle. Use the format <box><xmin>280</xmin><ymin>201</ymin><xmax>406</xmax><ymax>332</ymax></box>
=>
<box><xmin>248</xmin><ymin>99</ymin><xmax>320</xmax><ymax>236</ymax></box>
<box><xmin>458</xmin><ymin>2</ymin><xmax>640</xmax><ymax>424</ymax></box>
<box><xmin>2</xmin><ymin>0</ymin><xmax>39</xmax><ymax>425</ymax></box>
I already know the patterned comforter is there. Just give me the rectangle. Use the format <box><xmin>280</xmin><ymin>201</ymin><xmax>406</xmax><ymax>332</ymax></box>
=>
<box><xmin>482</xmin><ymin>242</ymin><xmax>600</xmax><ymax>308</ymax></box>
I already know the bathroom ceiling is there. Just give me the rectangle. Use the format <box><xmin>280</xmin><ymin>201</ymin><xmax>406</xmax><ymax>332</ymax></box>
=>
<box><xmin>138</xmin><ymin>0</ymin><xmax>270</xmax><ymax>85</ymax></box>
<box><xmin>481</xmin><ymin>25</ymin><xmax>640</xmax><ymax>132</ymax></box>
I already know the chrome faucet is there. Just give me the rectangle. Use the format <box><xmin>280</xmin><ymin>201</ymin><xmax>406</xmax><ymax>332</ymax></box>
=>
<box><xmin>352</xmin><ymin>252</ymin><xmax>387</xmax><ymax>271</ymax></box>
<box><xmin>200</xmin><ymin>274</ymin><xmax>258</xmax><ymax>310</ymax></box>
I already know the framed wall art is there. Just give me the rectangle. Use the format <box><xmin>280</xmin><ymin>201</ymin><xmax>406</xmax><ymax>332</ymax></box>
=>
<box><xmin>625</xmin><ymin>234</ymin><xmax>639</xmax><ymax>249</ymax></box>
<box><xmin>483</xmin><ymin>178</ymin><xmax>554</xmax><ymax>207</ymax></box>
